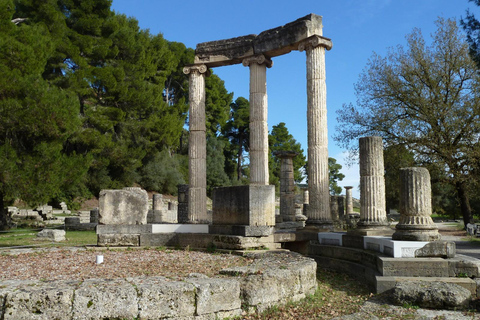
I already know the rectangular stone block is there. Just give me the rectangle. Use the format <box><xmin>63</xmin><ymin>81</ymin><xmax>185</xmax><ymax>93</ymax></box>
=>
<box><xmin>97</xmin><ymin>234</ymin><xmax>140</xmax><ymax>247</ymax></box>
<box><xmin>212</xmin><ymin>185</ymin><xmax>275</xmax><ymax>226</ymax></box>
<box><xmin>132</xmin><ymin>277</ymin><xmax>196</xmax><ymax>318</ymax></box>
<box><xmin>99</xmin><ymin>187</ymin><xmax>149</xmax><ymax>225</ymax></box>
<box><xmin>139</xmin><ymin>233</ymin><xmax>178</xmax><ymax>247</ymax></box>
<box><xmin>376</xmin><ymin>276</ymin><xmax>477</xmax><ymax>295</ymax></box>
<box><xmin>73</xmin><ymin>279</ymin><xmax>138</xmax><ymax>319</ymax></box>
<box><xmin>209</xmin><ymin>225</ymin><xmax>273</xmax><ymax>236</ymax></box>
<box><xmin>96</xmin><ymin>224</ymin><xmax>153</xmax><ymax>235</ymax></box>
<box><xmin>186</xmin><ymin>278</ymin><xmax>241</xmax><ymax>315</ymax></box>
<box><xmin>378</xmin><ymin>257</ymin><xmax>449</xmax><ymax>277</ymax></box>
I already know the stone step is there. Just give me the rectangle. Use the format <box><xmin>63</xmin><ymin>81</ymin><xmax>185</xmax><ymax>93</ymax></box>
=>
<box><xmin>376</xmin><ymin>276</ymin><xmax>478</xmax><ymax>296</ymax></box>
<box><xmin>378</xmin><ymin>257</ymin><xmax>449</xmax><ymax>277</ymax></box>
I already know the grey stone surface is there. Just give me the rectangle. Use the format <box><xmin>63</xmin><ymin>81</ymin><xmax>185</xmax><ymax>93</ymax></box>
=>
<box><xmin>0</xmin><ymin>251</ymin><xmax>315</xmax><ymax>319</ymax></box>
<box><xmin>415</xmin><ymin>241</ymin><xmax>455</xmax><ymax>258</ymax></box>
<box><xmin>212</xmin><ymin>185</ymin><xmax>275</xmax><ymax>228</ymax></box>
<box><xmin>448</xmin><ymin>254</ymin><xmax>480</xmax><ymax>278</ymax></box>
<box><xmin>131</xmin><ymin>277</ymin><xmax>196</xmax><ymax>319</ymax></box>
<box><xmin>186</xmin><ymin>278</ymin><xmax>241</xmax><ymax>315</ymax></box>
<box><xmin>393</xmin><ymin>167</ymin><xmax>440</xmax><ymax>241</ymax></box>
<box><xmin>177</xmin><ymin>184</ymin><xmax>189</xmax><ymax>223</ymax></box>
<box><xmin>3</xmin><ymin>280</ymin><xmax>79</xmax><ymax>320</ymax></box>
<box><xmin>72</xmin><ymin>278</ymin><xmax>138</xmax><ymax>319</ymax></box>
<box><xmin>98</xmin><ymin>187</ymin><xmax>149</xmax><ymax>225</ymax></box>
<box><xmin>392</xmin><ymin>281</ymin><xmax>472</xmax><ymax>310</ymax></box>
<box><xmin>96</xmin><ymin>224</ymin><xmax>152</xmax><ymax>235</ymax></box>
<box><xmin>36</xmin><ymin>229</ymin><xmax>65</xmax><ymax>242</ymax></box>
<box><xmin>379</xmin><ymin>257</ymin><xmax>449</xmax><ymax>277</ymax></box>
<box><xmin>195</xmin><ymin>14</ymin><xmax>325</xmax><ymax>68</ymax></box>
<box><xmin>97</xmin><ymin>234</ymin><xmax>140</xmax><ymax>247</ymax></box>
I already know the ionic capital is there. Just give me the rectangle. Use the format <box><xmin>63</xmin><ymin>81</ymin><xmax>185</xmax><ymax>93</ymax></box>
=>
<box><xmin>183</xmin><ymin>64</ymin><xmax>209</xmax><ymax>75</ymax></box>
<box><xmin>242</xmin><ymin>54</ymin><xmax>273</xmax><ymax>68</ymax></box>
<box><xmin>298</xmin><ymin>36</ymin><xmax>333</xmax><ymax>52</ymax></box>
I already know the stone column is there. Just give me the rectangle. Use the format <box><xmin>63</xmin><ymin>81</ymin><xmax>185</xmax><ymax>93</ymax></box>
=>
<box><xmin>357</xmin><ymin>136</ymin><xmax>389</xmax><ymax>232</ymax></box>
<box><xmin>275</xmin><ymin>151</ymin><xmax>297</xmax><ymax>222</ymax></box>
<box><xmin>299</xmin><ymin>36</ymin><xmax>333</xmax><ymax>227</ymax></box>
<box><xmin>344</xmin><ymin>186</ymin><xmax>355</xmax><ymax>217</ymax></box>
<box><xmin>330</xmin><ymin>195</ymin><xmax>339</xmax><ymax>221</ymax></box>
<box><xmin>393</xmin><ymin>167</ymin><xmax>440</xmax><ymax>241</ymax></box>
<box><xmin>243</xmin><ymin>55</ymin><xmax>272</xmax><ymax>185</ymax></box>
<box><xmin>337</xmin><ymin>196</ymin><xmax>345</xmax><ymax>221</ymax></box>
<box><xmin>183</xmin><ymin>64</ymin><xmax>208</xmax><ymax>223</ymax></box>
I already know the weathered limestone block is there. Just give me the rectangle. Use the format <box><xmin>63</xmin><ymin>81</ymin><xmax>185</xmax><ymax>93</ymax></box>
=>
<box><xmin>212</xmin><ymin>185</ymin><xmax>275</xmax><ymax>226</ymax></box>
<box><xmin>130</xmin><ymin>277</ymin><xmax>196</xmax><ymax>319</ymax></box>
<box><xmin>185</xmin><ymin>278</ymin><xmax>241</xmax><ymax>315</ymax></box>
<box><xmin>98</xmin><ymin>187</ymin><xmax>149</xmax><ymax>225</ymax></box>
<box><xmin>72</xmin><ymin>279</ymin><xmax>138</xmax><ymax>320</ymax></box>
<box><xmin>415</xmin><ymin>241</ymin><xmax>455</xmax><ymax>258</ymax></box>
<box><xmin>194</xmin><ymin>14</ymin><xmax>325</xmax><ymax>67</ymax></box>
<box><xmin>3</xmin><ymin>281</ymin><xmax>78</xmax><ymax>320</ymax></box>
<box><xmin>97</xmin><ymin>234</ymin><xmax>140</xmax><ymax>247</ymax></box>
<box><xmin>36</xmin><ymin>229</ymin><xmax>65</xmax><ymax>242</ymax></box>
<box><xmin>392</xmin><ymin>281</ymin><xmax>472</xmax><ymax>310</ymax></box>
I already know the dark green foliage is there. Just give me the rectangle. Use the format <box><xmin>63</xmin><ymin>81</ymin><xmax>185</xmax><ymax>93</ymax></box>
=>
<box><xmin>206</xmin><ymin>135</ymin><xmax>231</xmax><ymax>196</ymax></box>
<box><xmin>328</xmin><ymin>158</ymin><xmax>345</xmax><ymax>195</ymax></box>
<box><xmin>269</xmin><ymin>122</ymin><xmax>306</xmax><ymax>186</ymax></box>
<box><xmin>139</xmin><ymin>150</ymin><xmax>186</xmax><ymax>195</ymax></box>
<box><xmin>223</xmin><ymin>97</ymin><xmax>250</xmax><ymax>181</ymax></box>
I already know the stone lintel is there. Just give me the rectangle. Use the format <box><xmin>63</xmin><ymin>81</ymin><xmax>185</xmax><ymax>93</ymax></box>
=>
<box><xmin>194</xmin><ymin>14</ymin><xmax>328</xmax><ymax>68</ymax></box>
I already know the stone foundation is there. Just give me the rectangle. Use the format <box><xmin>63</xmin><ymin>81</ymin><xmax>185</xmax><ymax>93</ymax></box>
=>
<box><xmin>0</xmin><ymin>251</ymin><xmax>317</xmax><ymax>319</ymax></box>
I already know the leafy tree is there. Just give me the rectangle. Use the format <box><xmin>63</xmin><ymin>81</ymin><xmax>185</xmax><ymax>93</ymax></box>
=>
<box><xmin>461</xmin><ymin>0</ymin><xmax>480</xmax><ymax>67</ymax></box>
<box><xmin>269</xmin><ymin>122</ymin><xmax>306</xmax><ymax>186</ymax></box>
<box><xmin>206</xmin><ymin>135</ymin><xmax>231</xmax><ymax>196</ymax></box>
<box><xmin>335</xmin><ymin>18</ymin><xmax>480</xmax><ymax>227</ymax></box>
<box><xmin>223</xmin><ymin>97</ymin><xmax>250</xmax><ymax>181</ymax></box>
<box><xmin>383</xmin><ymin>144</ymin><xmax>416</xmax><ymax>213</ymax></box>
<box><xmin>139</xmin><ymin>150</ymin><xmax>185</xmax><ymax>195</ymax></box>
<box><xmin>205</xmin><ymin>73</ymin><xmax>233</xmax><ymax>136</ymax></box>
<box><xmin>328</xmin><ymin>158</ymin><xmax>345</xmax><ymax>195</ymax></box>
<box><xmin>0</xmin><ymin>4</ymin><xmax>89</xmax><ymax>227</ymax></box>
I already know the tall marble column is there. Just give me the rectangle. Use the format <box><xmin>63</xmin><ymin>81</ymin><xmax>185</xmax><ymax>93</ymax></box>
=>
<box><xmin>243</xmin><ymin>55</ymin><xmax>272</xmax><ymax>185</ymax></box>
<box><xmin>393</xmin><ymin>167</ymin><xmax>440</xmax><ymax>241</ymax></box>
<box><xmin>344</xmin><ymin>186</ymin><xmax>355</xmax><ymax>217</ymax></box>
<box><xmin>299</xmin><ymin>36</ymin><xmax>333</xmax><ymax>227</ymax></box>
<box><xmin>183</xmin><ymin>64</ymin><xmax>209</xmax><ymax>223</ymax></box>
<box><xmin>275</xmin><ymin>151</ymin><xmax>297</xmax><ymax>222</ymax></box>
<box><xmin>357</xmin><ymin>136</ymin><xmax>389</xmax><ymax>232</ymax></box>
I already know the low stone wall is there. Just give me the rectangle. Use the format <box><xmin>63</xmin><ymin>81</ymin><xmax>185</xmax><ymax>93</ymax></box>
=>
<box><xmin>0</xmin><ymin>251</ymin><xmax>317</xmax><ymax>319</ymax></box>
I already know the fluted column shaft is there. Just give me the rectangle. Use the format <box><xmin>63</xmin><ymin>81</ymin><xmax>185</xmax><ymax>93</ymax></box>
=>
<box><xmin>243</xmin><ymin>55</ymin><xmax>272</xmax><ymax>185</ymax></box>
<box><xmin>299</xmin><ymin>36</ymin><xmax>332</xmax><ymax>225</ymax></box>
<box><xmin>359</xmin><ymin>136</ymin><xmax>388</xmax><ymax>227</ymax></box>
<box><xmin>183</xmin><ymin>65</ymin><xmax>208</xmax><ymax>223</ymax></box>
<box><xmin>275</xmin><ymin>151</ymin><xmax>297</xmax><ymax>221</ymax></box>
<box><xmin>393</xmin><ymin>167</ymin><xmax>440</xmax><ymax>241</ymax></box>
<box><xmin>344</xmin><ymin>186</ymin><xmax>354</xmax><ymax>216</ymax></box>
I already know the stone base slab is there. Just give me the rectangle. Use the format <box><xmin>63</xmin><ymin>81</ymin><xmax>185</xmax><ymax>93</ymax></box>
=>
<box><xmin>318</xmin><ymin>232</ymin><xmax>344</xmax><ymax>246</ymax></box>
<box><xmin>376</xmin><ymin>276</ymin><xmax>477</xmax><ymax>296</ymax></box>
<box><xmin>151</xmin><ymin>224</ymin><xmax>209</xmax><ymax>234</ymax></box>
<box><xmin>348</xmin><ymin>227</ymin><xmax>394</xmax><ymax>237</ymax></box>
<box><xmin>209</xmin><ymin>225</ymin><xmax>274</xmax><ymax>237</ymax></box>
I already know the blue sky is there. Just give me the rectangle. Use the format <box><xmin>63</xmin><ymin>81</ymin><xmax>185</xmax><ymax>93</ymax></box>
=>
<box><xmin>111</xmin><ymin>0</ymin><xmax>474</xmax><ymax>198</ymax></box>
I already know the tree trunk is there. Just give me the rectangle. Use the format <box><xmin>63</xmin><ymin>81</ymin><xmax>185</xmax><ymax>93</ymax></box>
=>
<box><xmin>456</xmin><ymin>181</ymin><xmax>473</xmax><ymax>228</ymax></box>
<box><xmin>0</xmin><ymin>191</ymin><xmax>10</xmax><ymax>231</ymax></box>
<box><xmin>237</xmin><ymin>143</ymin><xmax>243</xmax><ymax>181</ymax></box>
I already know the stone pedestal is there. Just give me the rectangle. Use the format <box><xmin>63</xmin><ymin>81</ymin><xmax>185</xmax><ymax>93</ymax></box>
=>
<box><xmin>351</xmin><ymin>137</ymin><xmax>390</xmax><ymax>236</ymax></box>
<box><xmin>299</xmin><ymin>36</ymin><xmax>333</xmax><ymax>228</ymax></box>
<box><xmin>243</xmin><ymin>55</ymin><xmax>272</xmax><ymax>185</ymax></box>
<box><xmin>209</xmin><ymin>185</ymin><xmax>275</xmax><ymax>236</ymax></box>
<box><xmin>184</xmin><ymin>65</ymin><xmax>209</xmax><ymax>223</ymax></box>
<box><xmin>393</xmin><ymin>167</ymin><xmax>440</xmax><ymax>241</ymax></box>
<box><xmin>275</xmin><ymin>151</ymin><xmax>297</xmax><ymax>222</ymax></box>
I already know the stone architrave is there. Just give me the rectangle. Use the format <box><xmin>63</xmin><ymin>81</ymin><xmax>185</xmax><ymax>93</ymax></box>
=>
<box><xmin>344</xmin><ymin>186</ymin><xmax>356</xmax><ymax>217</ymax></box>
<box><xmin>393</xmin><ymin>167</ymin><xmax>440</xmax><ymax>241</ymax></box>
<box><xmin>275</xmin><ymin>151</ymin><xmax>297</xmax><ymax>222</ymax></box>
<box><xmin>357</xmin><ymin>136</ymin><xmax>390</xmax><ymax>233</ymax></box>
<box><xmin>98</xmin><ymin>187</ymin><xmax>149</xmax><ymax>225</ymax></box>
<box><xmin>299</xmin><ymin>35</ymin><xmax>333</xmax><ymax>227</ymax></box>
<box><xmin>183</xmin><ymin>64</ymin><xmax>209</xmax><ymax>224</ymax></box>
<box><xmin>243</xmin><ymin>55</ymin><xmax>272</xmax><ymax>185</ymax></box>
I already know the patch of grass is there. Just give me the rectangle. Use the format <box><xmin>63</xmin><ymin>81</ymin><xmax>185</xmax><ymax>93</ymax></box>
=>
<box><xmin>0</xmin><ymin>229</ymin><xmax>97</xmax><ymax>248</ymax></box>
<box><xmin>238</xmin><ymin>268</ymin><xmax>371</xmax><ymax>319</ymax></box>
